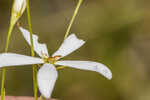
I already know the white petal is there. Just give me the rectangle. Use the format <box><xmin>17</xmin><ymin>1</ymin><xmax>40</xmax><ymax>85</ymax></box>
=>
<box><xmin>19</xmin><ymin>27</ymin><xmax>49</xmax><ymax>57</ymax></box>
<box><xmin>0</xmin><ymin>53</ymin><xmax>43</xmax><ymax>67</ymax></box>
<box><xmin>56</xmin><ymin>61</ymin><xmax>112</xmax><ymax>80</ymax></box>
<box><xmin>13</xmin><ymin>0</ymin><xmax>26</xmax><ymax>14</ymax></box>
<box><xmin>37</xmin><ymin>64</ymin><xmax>58</xmax><ymax>98</ymax></box>
<box><xmin>11</xmin><ymin>0</ymin><xmax>26</xmax><ymax>25</ymax></box>
<box><xmin>52</xmin><ymin>34</ymin><xmax>85</xmax><ymax>59</ymax></box>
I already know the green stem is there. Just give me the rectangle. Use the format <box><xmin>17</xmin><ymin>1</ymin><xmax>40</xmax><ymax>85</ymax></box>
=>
<box><xmin>26</xmin><ymin>0</ymin><xmax>34</xmax><ymax>56</ymax></box>
<box><xmin>32</xmin><ymin>65</ymin><xmax>38</xmax><ymax>100</ymax></box>
<box><xmin>60</xmin><ymin>0</ymin><xmax>83</xmax><ymax>70</ymax></box>
<box><xmin>64</xmin><ymin>0</ymin><xmax>83</xmax><ymax>39</ymax></box>
<box><xmin>1</xmin><ymin>69</ymin><xmax>6</xmax><ymax>100</ymax></box>
<box><xmin>39</xmin><ymin>95</ymin><xmax>42</xmax><ymax>100</ymax></box>
<box><xmin>56</xmin><ymin>66</ymin><xmax>66</xmax><ymax>70</ymax></box>
<box><xmin>26</xmin><ymin>0</ymin><xmax>37</xmax><ymax>100</ymax></box>
<box><xmin>1</xmin><ymin>22</ymin><xmax>14</xmax><ymax>100</ymax></box>
<box><xmin>42</xmin><ymin>96</ymin><xmax>46</xmax><ymax>100</ymax></box>
<box><xmin>5</xmin><ymin>24</ymin><xmax>14</xmax><ymax>52</ymax></box>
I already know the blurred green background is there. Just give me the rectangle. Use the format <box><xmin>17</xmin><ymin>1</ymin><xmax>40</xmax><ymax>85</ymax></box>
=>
<box><xmin>0</xmin><ymin>0</ymin><xmax>150</xmax><ymax>100</ymax></box>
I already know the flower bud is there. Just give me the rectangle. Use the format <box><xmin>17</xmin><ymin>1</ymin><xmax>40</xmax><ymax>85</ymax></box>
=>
<box><xmin>10</xmin><ymin>0</ymin><xmax>26</xmax><ymax>25</ymax></box>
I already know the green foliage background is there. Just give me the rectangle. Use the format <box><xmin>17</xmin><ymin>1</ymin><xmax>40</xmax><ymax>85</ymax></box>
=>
<box><xmin>0</xmin><ymin>0</ymin><xmax>150</xmax><ymax>100</ymax></box>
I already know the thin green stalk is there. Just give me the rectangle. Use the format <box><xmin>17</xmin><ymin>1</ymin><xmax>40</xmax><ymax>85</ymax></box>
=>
<box><xmin>26</xmin><ymin>0</ymin><xmax>37</xmax><ymax>100</ymax></box>
<box><xmin>39</xmin><ymin>95</ymin><xmax>42</xmax><ymax>100</ymax></box>
<box><xmin>5</xmin><ymin>24</ymin><xmax>14</xmax><ymax>52</ymax></box>
<box><xmin>32</xmin><ymin>65</ymin><xmax>38</xmax><ymax>100</ymax></box>
<box><xmin>26</xmin><ymin>0</ymin><xmax>34</xmax><ymax>56</ymax></box>
<box><xmin>1</xmin><ymin>69</ymin><xmax>6</xmax><ymax>100</ymax></box>
<box><xmin>39</xmin><ymin>95</ymin><xmax>45</xmax><ymax>100</ymax></box>
<box><xmin>42</xmin><ymin>96</ymin><xmax>46</xmax><ymax>100</ymax></box>
<box><xmin>60</xmin><ymin>0</ymin><xmax>83</xmax><ymax>70</ymax></box>
<box><xmin>56</xmin><ymin>66</ymin><xmax>66</xmax><ymax>70</ymax></box>
<box><xmin>1</xmin><ymin>22</ymin><xmax>15</xmax><ymax>100</ymax></box>
<box><xmin>64</xmin><ymin>0</ymin><xmax>83</xmax><ymax>39</ymax></box>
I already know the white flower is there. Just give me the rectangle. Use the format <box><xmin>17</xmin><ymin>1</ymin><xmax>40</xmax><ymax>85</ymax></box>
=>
<box><xmin>11</xmin><ymin>0</ymin><xmax>26</xmax><ymax>25</ymax></box>
<box><xmin>0</xmin><ymin>27</ymin><xmax>112</xmax><ymax>98</ymax></box>
<box><xmin>13</xmin><ymin>0</ymin><xmax>26</xmax><ymax>14</ymax></box>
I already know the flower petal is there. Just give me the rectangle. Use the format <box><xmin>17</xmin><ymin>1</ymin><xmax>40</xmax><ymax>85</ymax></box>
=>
<box><xmin>19</xmin><ymin>27</ymin><xmax>49</xmax><ymax>57</ymax></box>
<box><xmin>0</xmin><ymin>53</ymin><xmax>43</xmax><ymax>67</ymax></box>
<box><xmin>37</xmin><ymin>64</ymin><xmax>58</xmax><ymax>98</ymax></box>
<box><xmin>56</xmin><ymin>60</ymin><xmax>112</xmax><ymax>80</ymax></box>
<box><xmin>11</xmin><ymin>0</ymin><xmax>26</xmax><ymax>25</ymax></box>
<box><xmin>13</xmin><ymin>0</ymin><xmax>26</xmax><ymax>15</ymax></box>
<box><xmin>52</xmin><ymin>34</ymin><xmax>85</xmax><ymax>59</ymax></box>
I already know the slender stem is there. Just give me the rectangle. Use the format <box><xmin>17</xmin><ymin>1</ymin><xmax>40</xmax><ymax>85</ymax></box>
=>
<box><xmin>1</xmin><ymin>22</ymin><xmax>14</xmax><ymax>100</ymax></box>
<box><xmin>60</xmin><ymin>0</ymin><xmax>83</xmax><ymax>70</ymax></box>
<box><xmin>56</xmin><ymin>66</ymin><xmax>66</xmax><ymax>70</ymax></box>
<box><xmin>64</xmin><ymin>0</ymin><xmax>83</xmax><ymax>39</ymax></box>
<box><xmin>26</xmin><ymin>0</ymin><xmax>37</xmax><ymax>100</ymax></box>
<box><xmin>32</xmin><ymin>65</ymin><xmax>38</xmax><ymax>100</ymax></box>
<box><xmin>42</xmin><ymin>96</ymin><xmax>46</xmax><ymax>100</ymax></box>
<box><xmin>39</xmin><ymin>95</ymin><xmax>42</xmax><ymax>100</ymax></box>
<box><xmin>5</xmin><ymin>24</ymin><xmax>14</xmax><ymax>52</ymax></box>
<box><xmin>39</xmin><ymin>95</ymin><xmax>46</xmax><ymax>100</ymax></box>
<box><xmin>26</xmin><ymin>0</ymin><xmax>34</xmax><ymax>56</ymax></box>
<box><xmin>1</xmin><ymin>69</ymin><xmax>6</xmax><ymax>100</ymax></box>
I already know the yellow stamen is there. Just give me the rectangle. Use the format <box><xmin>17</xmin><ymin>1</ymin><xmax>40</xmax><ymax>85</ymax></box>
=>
<box><xmin>42</xmin><ymin>55</ymin><xmax>62</xmax><ymax>64</ymax></box>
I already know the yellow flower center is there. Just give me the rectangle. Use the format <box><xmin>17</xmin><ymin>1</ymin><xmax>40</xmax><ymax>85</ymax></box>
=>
<box><xmin>43</xmin><ymin>55</ymin><xmax>62</xmax><ymax>64</ymax></box>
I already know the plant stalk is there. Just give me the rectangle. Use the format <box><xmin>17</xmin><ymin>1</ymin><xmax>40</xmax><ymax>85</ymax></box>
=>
<box><xmin>61</xmin><ymin>0</ymin><xmax>83</xmax><ymax>70</ymax></box>
<box><xmin>1</xmin><ymin>22</ymin><xmax>15</xmax><ymax>100</ymax></box>
<box><xmin>64</xmin><ymin>0</ymin><xmax>83</xmax><ymax>39</ymax></box>
<box><xmin>26</xmin><ymin>0</ymin><xmax>38</xmax><ymax>100</ymax></box>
